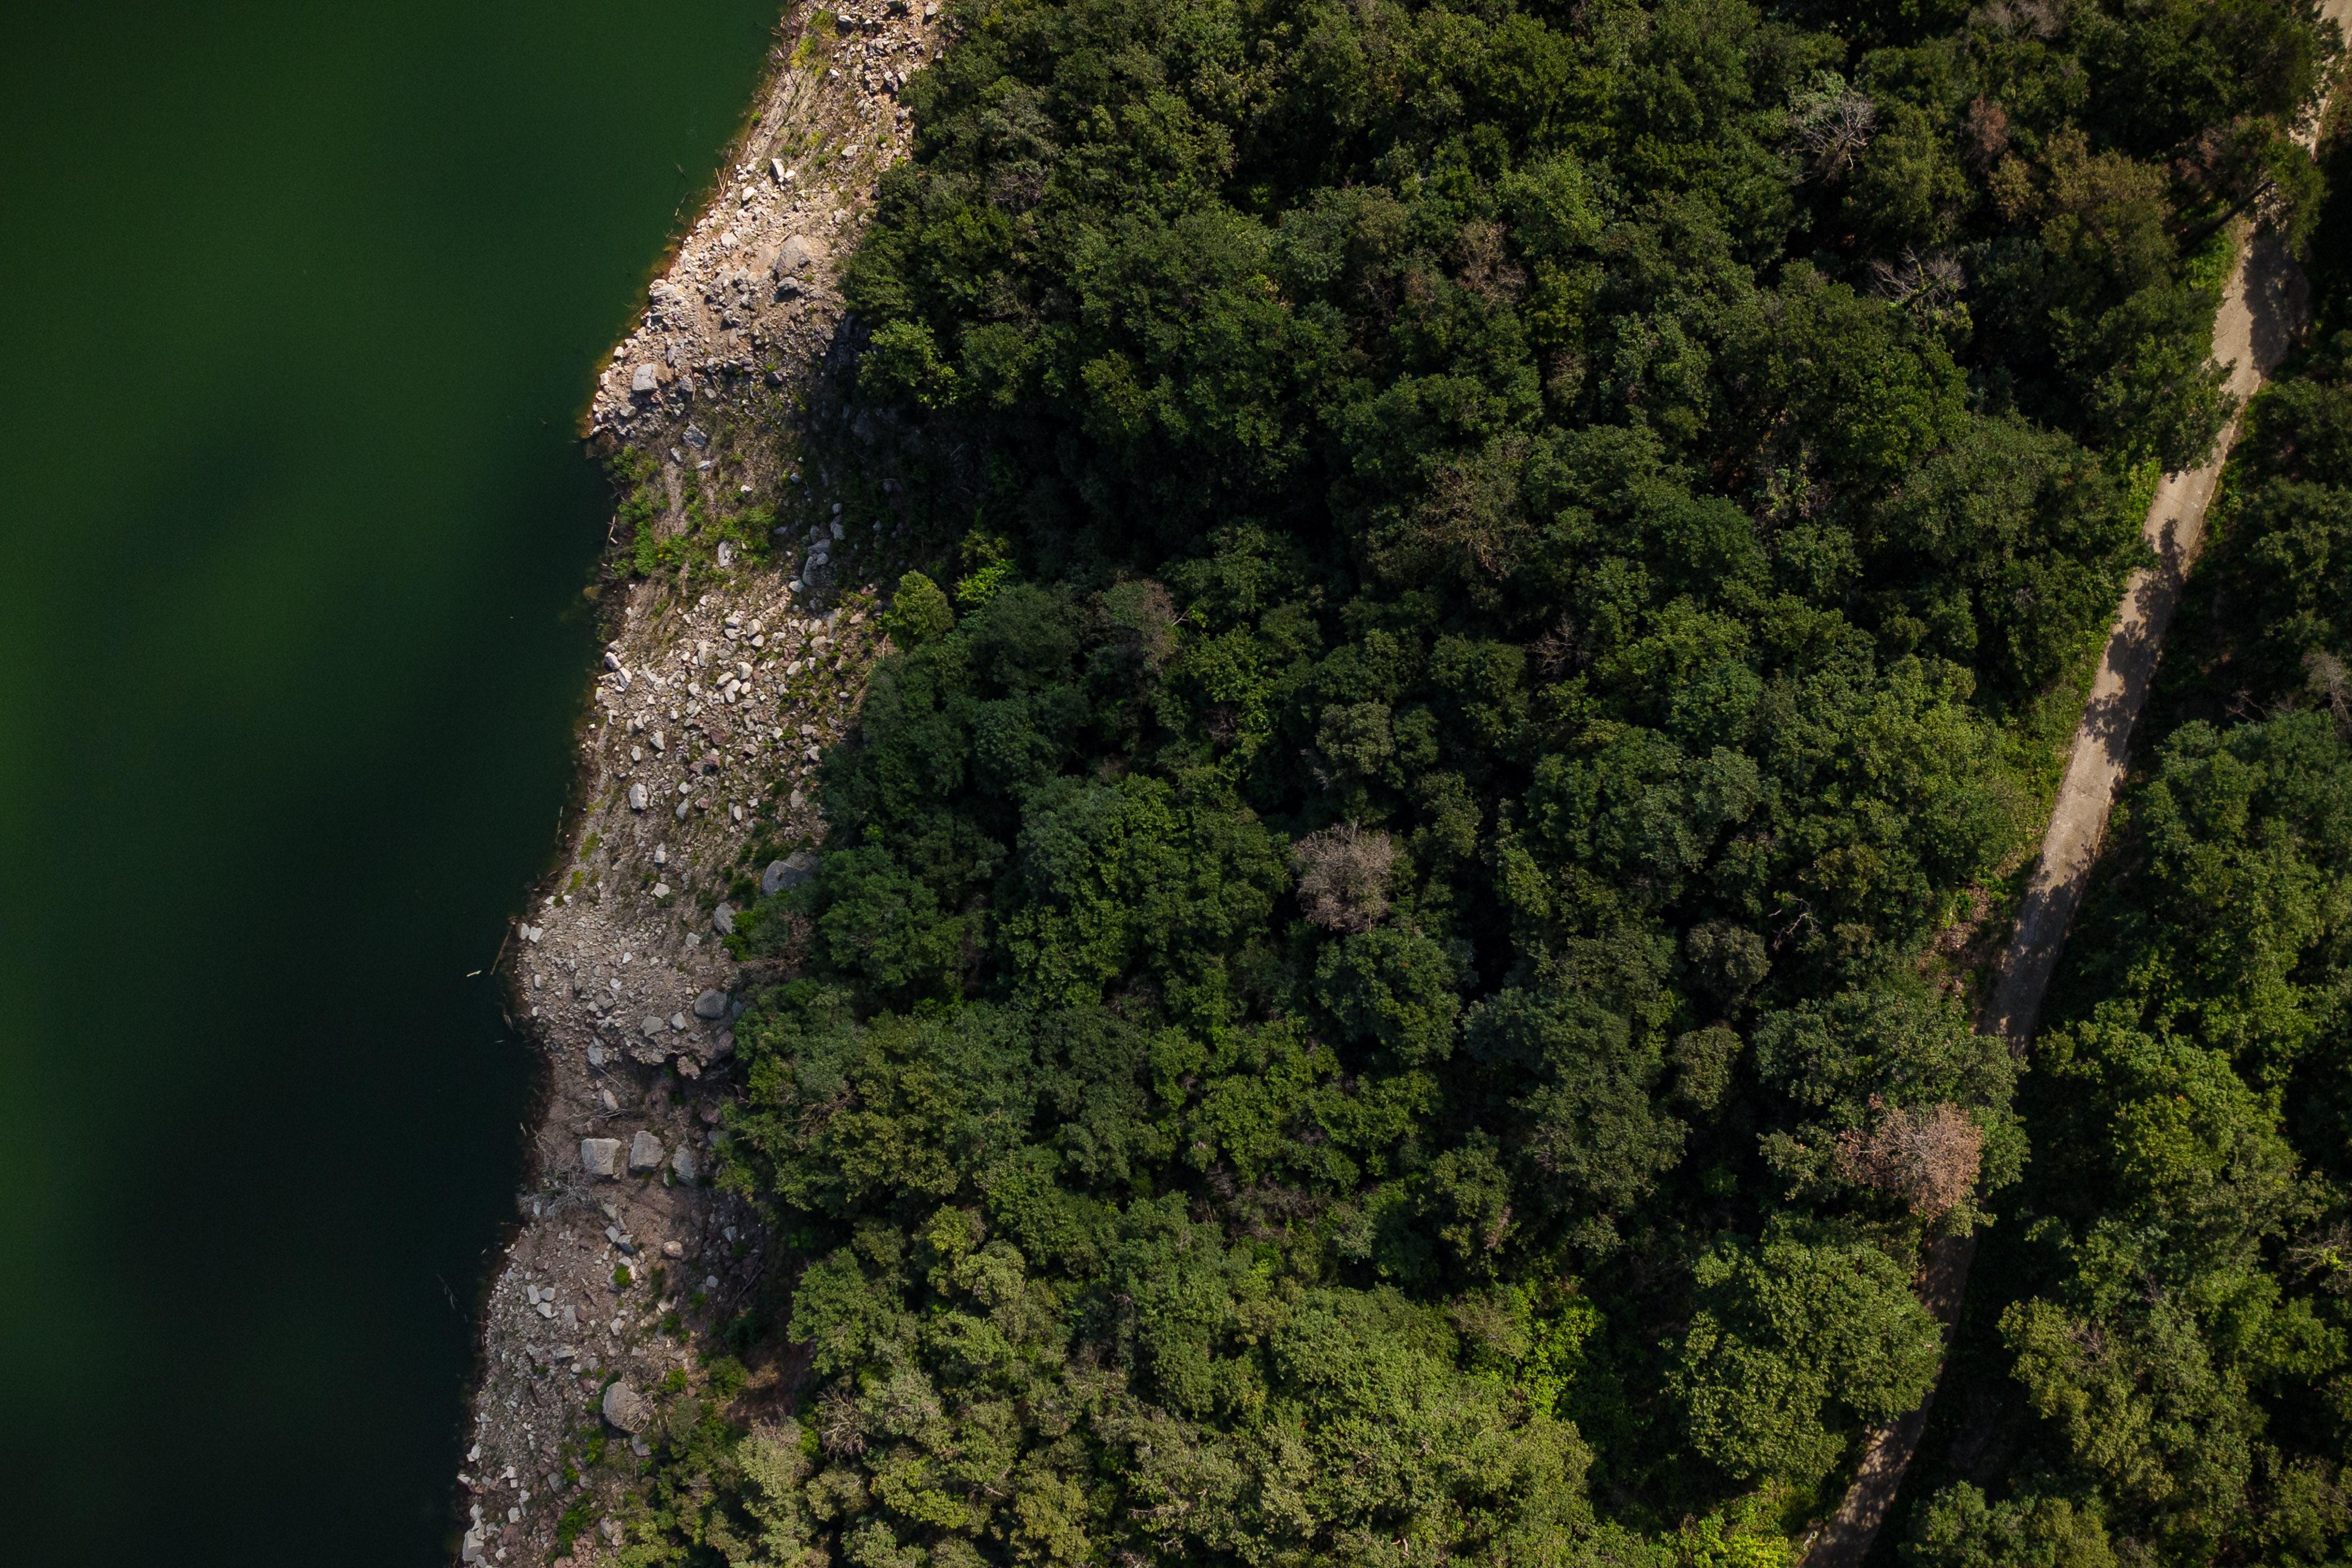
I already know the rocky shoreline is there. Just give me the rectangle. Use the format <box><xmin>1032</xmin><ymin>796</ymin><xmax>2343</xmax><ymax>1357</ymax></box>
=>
<box><xmin>454</xmin><ymin>5</ymin><xmax>940</xmax><ymax>1561</ymax></box>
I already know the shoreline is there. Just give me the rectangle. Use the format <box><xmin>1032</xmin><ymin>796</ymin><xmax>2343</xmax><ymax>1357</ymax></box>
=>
<box><xmin>454</xmin><ymin>4</ymin><xmax>943</xmax><ymax>1561</ymax></box>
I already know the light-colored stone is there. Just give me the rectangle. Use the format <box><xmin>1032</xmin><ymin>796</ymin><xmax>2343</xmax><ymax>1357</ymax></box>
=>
<box><xmin>630</xmin><ymin>364</ymin><xmax>657</xmax><ymax>394</ymax></box>
<box><xmin>628</xmin><ymin>783</ymin><xmax>649</xmax><ymax>811</ymax></box>
<box><xmin>693</xmin><ymin>988</ymin><xmax>729</xmax><ymax>1020</ymax></box>
<box><xmin>671</xmin><ymin>1145</ymin><xmax>699</xmax><ymax>1183</ymax></box>
<box><xmin>629</xmin><ymin>1130</ymin><xmax>665</xmax><ymax>1172</ymax></box>
<box><xmin>601</xmin><ymin>1380</ymin><xmax>650</xmax><ymax>1433</ymax></box>
<box><xmin>712</xmin><ymin>902</ymin><xmax>737</xmax><ymax>935</ymax></box>
<box><xmin>580</xmin><ymin>1139</ymin><xmax>622</xmax><ymax>1178</ymax></box>
<box><xmin>772</xmin><ymin>233</ymin><xmax>826</xmax><ymax>278</ymax></box>
<box><xmin>640</xmin><ymin>1015</ymin><xmax>668</xmax><ymax>1038</ymax></box>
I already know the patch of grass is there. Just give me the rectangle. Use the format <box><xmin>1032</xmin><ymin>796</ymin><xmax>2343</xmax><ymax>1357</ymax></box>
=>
<box><xmin>790</xmin><ymin>12</ymin><xmax>837</xmax><ymax>72</ymax></box>
<box><xmin>553</xmin><ymin>1495</ymin><xmax>597</xmax><ymax>1556</ymax></box>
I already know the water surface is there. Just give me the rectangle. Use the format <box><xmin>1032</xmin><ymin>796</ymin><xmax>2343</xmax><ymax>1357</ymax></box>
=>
<box><xmin>0</xmin><ymin>3</ymin><xmax>777</xmax><ymax>1561</ymax></box>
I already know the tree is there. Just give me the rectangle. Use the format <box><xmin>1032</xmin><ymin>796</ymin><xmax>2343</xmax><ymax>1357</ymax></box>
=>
<box><xmin>1673</xmin><ymin>1235</ymin><xmax>1943</xmax><ymax>1485</ymax></box>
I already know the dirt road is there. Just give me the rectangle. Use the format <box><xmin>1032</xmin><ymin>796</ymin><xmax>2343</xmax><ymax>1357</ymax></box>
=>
<box><xmin>1799</xmin><ymin>135</ymin><xmax>2337</xmax><ymax>1564</ymax></box>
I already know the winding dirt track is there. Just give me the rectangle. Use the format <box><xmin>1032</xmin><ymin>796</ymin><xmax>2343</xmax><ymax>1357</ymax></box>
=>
<box><xmin>1799</xmin><ymin>35</ymin><xmax>2350</xmax><ymax>1552</ymax></box>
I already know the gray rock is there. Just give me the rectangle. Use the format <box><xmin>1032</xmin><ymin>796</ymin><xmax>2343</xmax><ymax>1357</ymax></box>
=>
<box><xmin>587</xmin><ymin>1044</ymin><xmax>606</xmax><ymax>1067</ymax></box>
<box><xmin>601</xmin><ymin>1381</ymin><xmax>650</xmax><ymax>1433</ymax></box>
<box><xmin>684</xmin><ymin>424</ymin><xmax>710</xmax><ymax>450</ymax></box>
<box><xmin>630</xmin><ymin>364</ymin><xmax>658</xmax><ymax>395</ymax></box>
<box><xmin>772</xmin><ymin>234</ymin><xmax>826</xmax><ymax>277</ymax></box>
<box><xmin>580</xmin><ymin>1138</ymin><xmax>622</xmax><ymax>1178</ymax></box>
<box><xmin>671</xmin><ymin>1145</ymin><xmax>700</xmax><ymax>1182</ymax></box>
<box><xmin>629</xmin><ymin>1130</ymin><xmax>665</xmax><ymax>1172</ymax></box>
<box><xmin>640</xmin><ymin>1015</ymin><xmax>668</xmax><ymax>1038</ymax></box>
<box><xmin>714</xmin><ymin>1027</ymin><xmax>736</xmax><ymax>1059</ymax></box>
<box><xmin>669</xmin><ymin>1011</ymin><xmax>689</xmax><ymax>1031</ymax></box>
<box><xmin>712</xmin><ymin>901</ymin><xmax>737</xmax><ymax>935</ymax></box>
<box><xmin>762</xmin><ymin>851</ymin><xmax>819</xmax><ymax>895</ymax></box>
<box><xmin>628</xmin><ymin>783</ymin><xmax>649</xmax><ymax>812</ymax></box>
<box><xmin>693</xmin><ymin>988</ymin><xmax>729</xmax><ymax>1020</ymax></box>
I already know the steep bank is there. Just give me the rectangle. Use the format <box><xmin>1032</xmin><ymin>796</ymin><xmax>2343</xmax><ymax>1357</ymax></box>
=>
<box><xmin>454</xmin><ymin>5</ymin><xmax>934</xmax><ymax>1561</ymax></box>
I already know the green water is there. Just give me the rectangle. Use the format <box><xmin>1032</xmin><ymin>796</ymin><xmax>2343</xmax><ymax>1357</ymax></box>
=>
<box><xmin>0</xmin><ymin>4</ymin><xmax>778</xmax><ymax>1560</ymax></box>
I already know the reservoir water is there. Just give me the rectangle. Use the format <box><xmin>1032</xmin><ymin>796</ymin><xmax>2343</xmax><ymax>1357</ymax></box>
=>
<box><xmin>0</xmin><ymin>3</ymin><xmax>780</xmax><ymax>1561</ymax></box>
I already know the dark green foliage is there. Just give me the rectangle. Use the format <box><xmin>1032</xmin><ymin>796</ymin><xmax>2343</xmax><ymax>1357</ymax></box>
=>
<box><xmin>1902</xmin><ymin>530</ymin><xmax>2352</xmax><ymax>1554</ymax></box>
<box><xmin>1908</xmin><ymin>1485</ymin><xmax>2117</xmax><ymax>1568</ymax></box>
<box><xmin>640</xmin><ymin>0</ymin><xmax>2346</xmax><ymax>1560</ymax></box>
<box><xmin>884</xmin><ymin>569</ymin><xmax>957</xmax><ymax>647</ymax></box>
<box><xmin>1671</xmin><ymin>1233</ymin><xmax>1944</xmax><ymax>1485</ymax></box>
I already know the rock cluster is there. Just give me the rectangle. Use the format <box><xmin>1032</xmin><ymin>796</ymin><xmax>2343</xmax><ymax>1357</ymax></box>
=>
<box><xmin>454</xmin><ymin>4</ymin><xmax>943</xmax><ymax>1561</ymax></box>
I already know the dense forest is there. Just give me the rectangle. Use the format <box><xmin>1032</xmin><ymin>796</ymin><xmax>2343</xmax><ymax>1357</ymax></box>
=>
<box><xmin>1897</xmin><ymin>146</ymin><xmax>2352</xmax><ymax>1567</ymax></box>
<box><xmin>609</xmin><ymin>0</ymin><xmax>2348</xmax><ymax>1562</ymax></box>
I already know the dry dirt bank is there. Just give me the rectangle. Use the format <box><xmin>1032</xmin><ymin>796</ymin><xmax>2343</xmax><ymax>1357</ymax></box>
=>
<box><xmin>454</xmin><ymin>4</ymin><xmax>942</xmax><ymax>1561</ymax></box>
